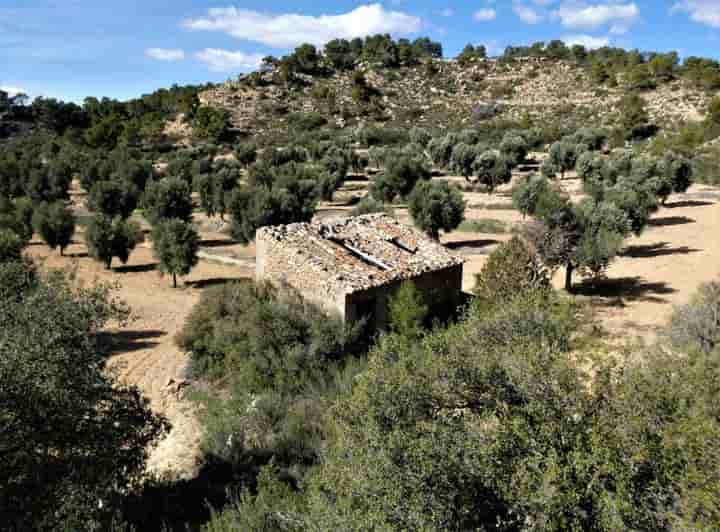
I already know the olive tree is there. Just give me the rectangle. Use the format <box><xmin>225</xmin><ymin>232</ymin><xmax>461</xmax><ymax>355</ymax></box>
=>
<box><xmin>142</xmin><ymin>177</ymin><xmax>193</xmax><ymax>225</ymax></box>
<box><xmin>85</xmin><ymin>215</ymin><xmax>143</xmax><ymax>269</ymax></box>
<box><xmin>449</xmin><ymin>143</ymin><xmax>479</xmax><ymax>179</ymax></box>
<box><xmin>87</xmin><ymin>180</ymin><xmax>139</xmax><ymax>219</ymax></box>
<box><xmin>512</xmin><ymin>173</ymin><xmax>551</xmax><ymax>218</ymax></box>
<box><xmin>229</xmin><ymin>172</ymin><xmax>319</xmax><ymax>244</ymax></box>
<box><xmin>408</xmin><ymin>180</ymin><xmax>465</xmax><ymax>240</ymax></box>
<box><xmin>474</xmin><ymin>151</ymin><xmax>512</xmax><ymax>193</ymax></box>
<box><xmin>548</xmin><ymin>141</ymin><xmax>578</xmax><ymax>179</ymax></box>
<box><xmin>31</xmin><ymin>201</ymin><xmax>76</xmax><ymax>256</ymax></box>
<box><xmin>151</xmin><ymin>219</ymin><xmax>199</xmax><ymax>288</ymax></box>
<box><xmin>499</xmin><ymin>133</ymin><xmax>528</xmax><ymax>167</ymax></box>
<box><xmin>371</xmin><ymin>156</ymin><xmax>431</xmax><ymax>203</ymax></box>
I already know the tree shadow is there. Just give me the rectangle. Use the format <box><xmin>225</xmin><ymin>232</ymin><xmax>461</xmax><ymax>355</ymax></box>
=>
<box><xmin>573</xmin><ymin>276</ymin><xmax>676</xmax><ymax>304</ymax></box>
<box><xmin>185</xmin><ymin>277</ymin><xmax>251</xmax><ymax>289</ymax></box>
<box><xmin>65</xmin><ymin>251</ymin><xmax>89</xmax><ymax>258</ymax></box>
<box><xmin>621</xmin><ymin>242</ymin><xmax>700</xmax><ymax>258</ymax></box>
<box><xmin>445</xmin><ymin>239</ymin><xmax>500</xmax><ymax>252</ymax></box>
<box><xmin>200</xmin><ymin>238</ymin><xmax>236</xmax><ymax>248</ymax></box>
<box><xmin>98</xmin><ymin>329</ymin><xmax>165</xmax><ymax>355</ymax></box>
<box><xmin>121</xmin><ymin>457</ymin><xmax>242</xmax><ymax>532</ymax></box>
<box><xmin>114</xmin><ymin>263</ymin><xmax>158</xmax><ymax>273</ymax></box>
<box><xmin>664</xmin><ymin>200</ymin><xmax>714</xmax><ymax>208</ymax></box>
<box><xmin>647</xmin><ymin>216</ymin><xmax>695</xmax><ymax>228</ymax></box>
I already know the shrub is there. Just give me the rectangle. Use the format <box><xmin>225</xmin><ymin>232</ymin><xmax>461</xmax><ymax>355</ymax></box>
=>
<box><xmin>0</xmin><ymin>263</ymin><xmax>166</xmax><ymax>530</ymax></box>
<box><xmin>351</xmin><ymin>197</ymin><xmax>394</xmax><ymax>216</ymax></box>
<box><xmin>287</xmin><ymin>112</ymin><xmax>327</xmax><ymax>131</ymax></box>
<box><xmin>0</xmin><ymin>228</ymin><xmax>24</xmax><ymax>263</ymax></box>
<box><xmin>388</xmin><ymin>281</ymin><xmax>428</xmax><ymax>339</ymax></box>
<box><xmin>473</xmin><ymin>236</ymin><xmax>549</xmax><ymax>304</ymax></box>
<box><xmin>177</xmin><ymin>281</ymin><xmax>362</xmax><ymax>389</ymax></box>
<box><xmin>668</xmin><ymin>282</ymin><xmax>720</xmax><ymax>354</ymax></box>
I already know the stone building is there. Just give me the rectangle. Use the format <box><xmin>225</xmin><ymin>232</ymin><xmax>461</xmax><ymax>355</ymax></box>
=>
<box><xmin>256</xmin><ymin>214</ymin><xmax>464</xmax><ymax>331</ymax></box>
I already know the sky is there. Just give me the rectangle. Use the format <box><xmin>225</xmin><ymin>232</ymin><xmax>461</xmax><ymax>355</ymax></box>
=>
<box><xmin>2</xmin><ymin>1</ymin><xmax>720</xmax><ymax>103</ymax></box>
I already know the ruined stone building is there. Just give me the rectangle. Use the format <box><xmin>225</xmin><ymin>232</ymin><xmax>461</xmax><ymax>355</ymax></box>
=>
<box><xmin>256</xmin><ymin>214</ymin><xmax>464</xmax><ymax>330</ymax></box>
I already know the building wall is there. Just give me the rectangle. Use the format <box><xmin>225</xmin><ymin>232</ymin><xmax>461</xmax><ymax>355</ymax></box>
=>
<box><xmin>344</xmin><ymin>264</ymin><xmax>463</xmax><ymax>331</ymax></box>
<box><xmin>257</xmin><ymin>230</ymin><xmax>463</xmax><ymax>331</ymax></box>
<box><xmin>255</xmin><ymin>231</ymin><xmax>347</xmax><ymax>319</ymax></box>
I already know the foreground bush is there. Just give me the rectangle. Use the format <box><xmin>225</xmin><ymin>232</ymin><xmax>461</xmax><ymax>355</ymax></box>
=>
<box><xmin>0</xmin><ymin>260</ymin><xmax>167</xmax><ymax>531</ymax></box>
<box><xmin>474</xmin><ymin>236</ymin><xmax>549</xmax><ymax>304</ymax></box>
<box><xmin>177</xmin><ymin>282</ymin><xmax>363</xmax><ymax>389</ymax></box>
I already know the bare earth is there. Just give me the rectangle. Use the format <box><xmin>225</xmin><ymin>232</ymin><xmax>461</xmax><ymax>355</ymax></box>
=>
<box><xmin>28</xmin><ymin>236</ymin><xmax>253</xmax><ymax>479</ymax></box>
<box><xmin>25</xmin><ymin>177</ymin><xmax>719</xmax><ymax>477</ymax></box>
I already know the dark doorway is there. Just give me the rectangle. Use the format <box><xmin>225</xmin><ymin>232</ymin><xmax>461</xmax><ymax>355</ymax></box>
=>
<box><xmin>355</xmin><ymin>297</ymin><xmax>377</xmax><ymax>332</ymax></box>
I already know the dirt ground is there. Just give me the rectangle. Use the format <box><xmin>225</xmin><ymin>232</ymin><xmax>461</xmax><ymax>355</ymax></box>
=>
<box><xmin>27</xmin><ymin>235</ymin><xmax>253</xmax><ymax>479</ymax></box>
<box><xmin>25</xmin><ymin>175</ymin><xmax>719</xmax><ymax>478</ymax></box>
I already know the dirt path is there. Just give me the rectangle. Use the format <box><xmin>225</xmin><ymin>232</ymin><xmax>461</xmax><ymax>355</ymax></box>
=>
<box><xmin>28</xmin><ymin>238</ymin><xmax>252</xmax><ymax>479</ymax></box>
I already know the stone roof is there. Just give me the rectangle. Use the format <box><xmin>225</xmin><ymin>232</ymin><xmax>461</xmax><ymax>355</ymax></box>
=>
<box><xmin>257</xmin><ymin>214</ymin><xmax>464</xmax><ymax>295</ymax></box>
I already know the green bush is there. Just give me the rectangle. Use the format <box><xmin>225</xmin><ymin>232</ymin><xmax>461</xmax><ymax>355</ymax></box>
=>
<box><xmin>350</xmin><ymin>196</ymin><xmax>394</xmax><ymax>216</ymax></box>
<box><xmin>0</xmin><ymin>228</ymin><xmax>24</xmax><ymax>263</ymax></box>
<box><xmin>177</xmin><ymin>281</ymin><xmax>363</xmax><ymax>388</ymax></box>
<box><xmin>473</xmin><ymin>236</ymin><xmax>549</xmax><ymax>304</ymax></box>
<box><xmin>668</xmin><ymin>282</ymin><xmax>720</xmax><ymax>354</ymax></box>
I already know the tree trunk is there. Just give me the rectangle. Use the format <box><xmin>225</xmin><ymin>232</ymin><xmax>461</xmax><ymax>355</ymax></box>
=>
<box><xmin>564</xmin><ymin>263</ymin><xmax>574</xmax><ymax>292</ymax></box>
<box><xmin>59</xmin><ymin>247</ymin><xmax>64</xmax><ymax>257</ymax></box>
<box><xmin>106</xmin><ymin>258</ymin><xmax>112</xmax><ymax>270</ymax></box>
<box><xmin>172</xmin><ymin>272</ymin><xmax>177</xmax><ymax>288</ymax></box>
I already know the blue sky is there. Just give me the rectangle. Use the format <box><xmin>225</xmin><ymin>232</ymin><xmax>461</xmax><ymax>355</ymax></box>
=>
<box><xmin>2</xmin><ymin>1</ymin><xmax>720</xmax><ymax>103</ymax></box>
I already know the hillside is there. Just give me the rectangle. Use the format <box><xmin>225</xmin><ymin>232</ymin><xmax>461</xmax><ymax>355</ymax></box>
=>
<box><xmin>197</xmin><ymin>56</ymin><xmax>710</xmax><ymax>142</ymax></box>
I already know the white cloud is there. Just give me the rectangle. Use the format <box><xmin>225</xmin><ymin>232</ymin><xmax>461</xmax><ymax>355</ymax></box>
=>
<box><xmin>553</xmin><ymin>2</ymin><xmax>639</xmax><ymax>34</ymax></box>
<box><xmin>195</xmin><ymin>49</ymin><xmax>265</xmax><ymax>72</ymax></box>
<box><xmin>183</xmin><ymin>4</ymin><xmax>421</xmax><ymax>48</ymax></box>
<box><xmin>562</xmin><ymin>34</ymin><xmax>610</xmax><ymax>48</ymax></box>
<box><xmin>672</xmin><ymin>1</ymin><xmax>720</xmax><ymax>28</ymax></box>
<box><xmin>513</xmin><ymin>4</ymin><xmax>546</xmax><ymax>24</ymax></box>
<box><xmin>0</xmin><ymin>85</ymin><xmax>27</xmax><ymax>97</ymax></box>
<box><xmin>145</xmin><ymin>48</ymin><xmax>185</xmax><ymax>61</ymax></box>
<box><xmin>473</xmin><ymin>8</ymin><xmax>497</xmax><ymax>21</ymax></box>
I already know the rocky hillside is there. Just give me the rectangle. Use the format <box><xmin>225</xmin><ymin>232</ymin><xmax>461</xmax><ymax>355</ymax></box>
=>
<box><xmin>198</xmin><ymin>57</ymin><xmax>711</xmax><ymax>140</ymax></box>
